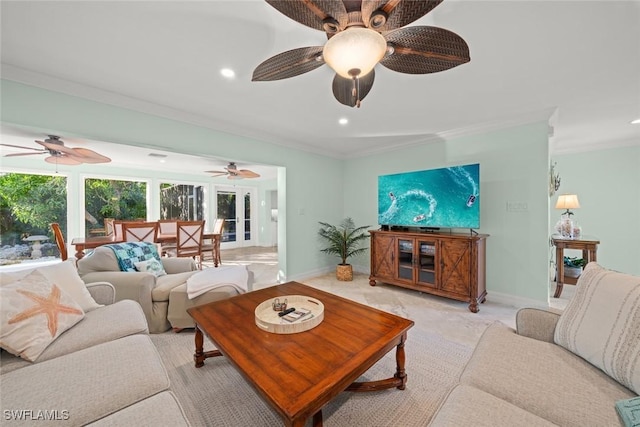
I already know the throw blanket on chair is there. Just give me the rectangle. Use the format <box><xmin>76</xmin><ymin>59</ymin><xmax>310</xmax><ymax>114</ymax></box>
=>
<box><xmin>186</xmin><ymin>265</ymin><xmax>249</xmax><ymax>299</ymax></box>
<box><xmin>103</xmin><ymin>242</ymin><xmax>162</xmax><ymax>272</ymax></box>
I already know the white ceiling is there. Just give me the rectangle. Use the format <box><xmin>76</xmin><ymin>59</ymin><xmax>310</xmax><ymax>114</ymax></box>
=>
<box><xmin>1</xmin><ymin>0</ymin><xmax>639</xmax><ymax>172</ymax></box>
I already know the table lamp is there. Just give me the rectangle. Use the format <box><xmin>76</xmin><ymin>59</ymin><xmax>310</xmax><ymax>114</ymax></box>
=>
<box><xmin>555</xmin><ymin>194</ymin><xmax>581</xmax><ymax>238</ymax></box>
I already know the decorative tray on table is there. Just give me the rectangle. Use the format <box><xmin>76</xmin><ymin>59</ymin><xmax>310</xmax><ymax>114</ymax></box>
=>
<box><xmin>255</xmin><ymin>295</ymin><xmax>324</xmax><ymax>334</ymax></box>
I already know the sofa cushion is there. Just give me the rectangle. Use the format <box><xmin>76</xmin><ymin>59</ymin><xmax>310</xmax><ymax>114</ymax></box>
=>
<box><xmin>554</xmin><ymin>262</ymin><xmax>640</xmax><ymax>394</ymax></box>
<box><xmin>460</xmin><ymin>322</ymin><xmax>635</xmax><ymax>427</ymax></box>
<box><xmin>0</xmin><ymin>271</ymin><xmax>84</xmax><ymax>362</ymax></box>
<box><xmin>1</xmin><ymin>260</ymin><xmax>101</xmax><ymax>312</ymax></box>
<box><xmin>428</xmin><ymin>385</ymin><xmax>557</xmax><ymax>427</ymax></box>
<box><xmin>86</xmin><ymin>391</ymin><xmax>190</xmax><ymax>426</ymax></box>
<box><xmin>1</xmin><ymin>299</ymin><xmax>149</xmax><ymax>374</ymax></box>
<box><xmin>0</xmin><ymin>334</ymin><xmax>170</xmax><ymax>426</ymax></box>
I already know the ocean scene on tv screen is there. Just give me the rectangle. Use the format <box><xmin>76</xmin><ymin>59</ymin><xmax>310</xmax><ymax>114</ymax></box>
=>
<box><xmin>378</xmin><ymin>163</ymin><xmax>480</xmax><ymax>229</ymax></box>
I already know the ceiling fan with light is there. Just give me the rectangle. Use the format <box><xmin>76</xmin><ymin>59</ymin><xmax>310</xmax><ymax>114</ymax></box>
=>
<box><xmin>206</xmin><ymin>162</ymin><xmax>260</xmax><ymax>180</ymax></box>
<box><xmin>252</xmin><ymin>0</ymin><xmax>470</xmax><ymax>108</ymax></box>
<box><xmin>1</xmin><ymin>135</ymin><xmax>111</xmax><ymax>165</ymax></box>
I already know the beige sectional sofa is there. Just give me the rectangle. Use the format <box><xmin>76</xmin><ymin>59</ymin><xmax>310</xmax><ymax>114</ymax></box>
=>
<box><xmin>429</xmin><ymin>262</ymin><xmax>639</xmax><ymax>426</ymax></box>
<box><xmin>1</xmin><ymin>279</ymin><xmax>190</xmax><ymax>425</ymax></box>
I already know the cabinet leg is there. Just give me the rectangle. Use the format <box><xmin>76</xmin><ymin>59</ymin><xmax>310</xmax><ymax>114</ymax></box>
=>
<box><xmin>369</xmin><ymin>278</ymin><xmax>376</xmax><ymax>286</ymax></box>
<box><xmin>468</xmin><ymin>300</ymin><xmax>479</xmax><ymax>313</ymax></box>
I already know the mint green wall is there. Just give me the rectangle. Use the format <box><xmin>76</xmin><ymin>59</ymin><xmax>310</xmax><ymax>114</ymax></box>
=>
<box><xmin>343</xmin><ymin>123</ymin><xmax>551</xmax><ymax>304</ymax></box>
<box><xmin>0</xmin><ymin>80</ymin><xmax>344</xmax><ymax>280</ymax></box>
<box><xmin>552</xmin><ymin>145</ymin><xmax>640</xmax><ymax>275</ymax></box>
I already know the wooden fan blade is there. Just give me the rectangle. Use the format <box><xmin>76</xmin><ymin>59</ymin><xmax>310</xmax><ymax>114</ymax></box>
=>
<box><xmin>252</xmin><ymin>46</ymin><xmax>325</xmax><ymax>81</ymax></box>
<box><xmin>4</xmin><ymin>152</ymin><xmax>46</xmax><ymax>157</ymax></box>
<box><xmin>332</xmin><ymin>70</ymin><xmax>375</xmax><ymax>108</ymax></box>
<box><xmin>69</xmin><ymin>148</ymin><xmax>111</xmax><ymax>164</ymax></box>
<box><xmin>380</xmin><ymin>26</ymin><xmax>470</xmax><ymax>74</ymax></box>
<box><xmin>37</xmin><ymin>140</ymin><xmax>76</xmax><ymax>155</ymax></box>
<box><xmin>362</xmin><ymin>0</ymin><xmax>443</xmax><ymax>32</ymax></box>
<box><xmin>0</xmin><ymin>143</ymin><xmax>46</xmax><ymax>152</ymax></box>
<box><xmin>45</xmin><ymin>155</ymin><xmax>82</xmax><ymax>166</ymax></box>
<box><xmin>205</xmin><ymin>170</ymin><xmax>227</xmax><ymax>174</ymax></box>
<box><xmin>237</xmin><ymin>170</ymin><xmax>261</xmax><ymax>178</ymax></box>
<box><xmin>266</xmin><ymin>0</ymin><xmax>348</xmax><ymax>32</ymax></box>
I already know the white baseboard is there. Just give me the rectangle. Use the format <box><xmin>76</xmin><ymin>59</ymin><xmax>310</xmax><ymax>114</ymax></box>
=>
<box><xmin>284</xmin><ymin>266</ymin><xmax>334</xmax><ymax>283</ymax></box>
<box><xmin>487</xmin><ymin>290</ymin><xmax>549</xmax><ymax>310</ymax></box>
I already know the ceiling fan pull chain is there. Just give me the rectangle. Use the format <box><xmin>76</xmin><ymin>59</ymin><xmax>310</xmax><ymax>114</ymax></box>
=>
<box><xmin>352</xmin><ymin>76</ymin><xmax>362</xmax><ymax>108</ymax></box>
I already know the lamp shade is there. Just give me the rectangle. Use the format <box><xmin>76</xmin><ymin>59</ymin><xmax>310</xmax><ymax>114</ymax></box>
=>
<box><xmin>323</xmin><ymin>28</ymin><xmax>387</xmax><ymax>78</ymax></box>
<box><xmin>555</xmin><ymin>194</ymin><xmax>580</xmax><ymax>210</ymax></box>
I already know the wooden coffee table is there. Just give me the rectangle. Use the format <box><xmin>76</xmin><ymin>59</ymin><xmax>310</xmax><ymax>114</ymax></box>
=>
<box><xmin>187</xmin><ymin>281</ymin><xmax>414</xmax><ymax>427</ymax></box>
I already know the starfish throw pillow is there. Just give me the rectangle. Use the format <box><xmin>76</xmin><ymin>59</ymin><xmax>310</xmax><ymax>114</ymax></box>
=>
<box><xmin>0</xmin><ymin>270</ymin><xmax>85</xmax><ymax>362</ymax></box>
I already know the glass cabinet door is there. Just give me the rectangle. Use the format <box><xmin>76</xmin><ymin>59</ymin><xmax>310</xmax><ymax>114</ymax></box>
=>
<box><xmin>417</xmin><ymin>240</ymin><xmax>437</xmax><ymax>286</ymax></box>
<box><xmin>397</xmin><ymin>239</ymin><xmax>414</xmax><ymax>281</ymax></box>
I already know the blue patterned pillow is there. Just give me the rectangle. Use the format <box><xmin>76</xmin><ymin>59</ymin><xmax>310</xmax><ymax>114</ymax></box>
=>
<box><xmin>134</xmin><ymin>258</ymin><xmax>166</xmax><ymax>277</ymax></box>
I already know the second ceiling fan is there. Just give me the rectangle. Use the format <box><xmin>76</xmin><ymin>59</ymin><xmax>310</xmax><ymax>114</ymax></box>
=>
<box><xmin>206</xmin><ymin>162</ymin><xmax>260</xmax><ymax>180</ymax></box>
<box><xmin>252</xmin><ymin>0</ymin><xmax>470</xmax><ymax>108</ymax></box>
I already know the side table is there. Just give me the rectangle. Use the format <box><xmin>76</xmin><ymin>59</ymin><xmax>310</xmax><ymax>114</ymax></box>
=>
<box><xmin>552</xmin><ymin>235</ymin><xmax>599</xmax><ymax>298</ymax></box>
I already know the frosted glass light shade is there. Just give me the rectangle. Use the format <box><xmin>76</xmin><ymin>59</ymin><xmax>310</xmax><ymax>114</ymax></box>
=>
<box><xmin>323</xmin><ymin>28</ymin><xmax>387</xmax><ymax>78</ymax></box>
<box><xmin>555</xmin><ymin>194</ymin><xmax>580</xmax><ymax>210</ymax></box>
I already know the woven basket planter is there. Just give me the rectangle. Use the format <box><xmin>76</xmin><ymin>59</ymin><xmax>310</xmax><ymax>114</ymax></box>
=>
<box><xmin>336</xmin><ymin>264</ymin><xmax>353</xmax><ymax>281</ymax></box>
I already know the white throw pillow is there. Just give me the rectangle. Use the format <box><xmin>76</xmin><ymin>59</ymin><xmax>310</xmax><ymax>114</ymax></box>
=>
<box><xmin>35</xmin><ymin>261</ymin><xmax>102</xmax><ymax>312</ymax></box>
<box><xmin>0</xmin><ymin>271</ymin><xmax>85</xmax><ymax>362</ymax></box>
<box><xmin>134</xmin><ymin>258</ymin><xmax>166</xmax><ymax>277</ymax></box>
<box><xmin>554</xmin><ymin>262</ymin><xmax>640</xmax><ymax>394</ymax></box>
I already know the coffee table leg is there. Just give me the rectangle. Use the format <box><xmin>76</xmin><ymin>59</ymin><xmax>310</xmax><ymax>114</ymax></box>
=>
<box><xmin>193</xmin><ymin>324</ymin><xmax>224</xmax><ymax>368</ymax></box>
<box><xmin>194</xmin><ymin>325</ymin><xmax>205</xmax><ymax>368</ymax></box>
<box><xmin>312</xmin><ymin>410</ymin><xmax>323</xmax><ymax>427</ymax></box>
<box><xmin>289</xmin><ymin>410</ymin><xmax>322</xmax><ymax>427</ymax></box>
<box><xmin>395</xmin><ymin>332</ymin><xmax>408</xmax><ymax>390</ymax></box>
<box><xmin>346</xmin><ymin>332</ymin><xmax>409</xmax><ymax>392</ymax></box>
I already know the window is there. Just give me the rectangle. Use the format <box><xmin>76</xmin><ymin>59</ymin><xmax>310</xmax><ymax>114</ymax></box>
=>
<box><xmin>0</xmin><ymin>172</ymin><xmax>68</xmax><ymax>264</ymax></box>
<box><xmin>84</xmin><ymin>178</ymin><xmax>147</xmax><ymax>236</ymax></box>
<box><xmin>159</xmin><ymin>183</ymin><xmax>205</xmax><ymax>220</ymax></box>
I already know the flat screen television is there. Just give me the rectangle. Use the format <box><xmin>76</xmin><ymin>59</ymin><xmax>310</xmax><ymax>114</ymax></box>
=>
<box><xmin>378</xmin><ymin>163</ymin><xmax>480</xmax><ymax>229</ymax></box>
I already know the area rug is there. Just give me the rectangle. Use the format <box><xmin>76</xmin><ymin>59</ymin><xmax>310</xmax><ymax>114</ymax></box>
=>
<box><xmin>152</xmin><ymin>328</ymin><xmax>471</xmax><ymax>427</ymax></box>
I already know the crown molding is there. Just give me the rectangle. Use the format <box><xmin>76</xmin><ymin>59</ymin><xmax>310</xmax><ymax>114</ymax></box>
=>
<box><xmin>0</xmin><ymin>64</ymin><xmax>342</xmax><ymax>159</ymax></box>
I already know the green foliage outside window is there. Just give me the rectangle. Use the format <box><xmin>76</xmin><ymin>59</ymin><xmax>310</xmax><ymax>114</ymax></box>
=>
<box><xmin>0</xmin><ymin>173</ymin><xmax>147</xmax><ymax>246</ymax></box>
<box><xmin>0</xmin><ymin>173</ymin><xmax>67</xmax><ymax>245</ymax></box>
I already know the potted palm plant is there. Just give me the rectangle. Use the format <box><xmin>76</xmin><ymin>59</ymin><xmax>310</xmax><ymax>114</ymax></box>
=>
<box><xmin>318</xmin><ymin>218</ymin><xmax>370</xmax><ymax>281</ymax></box>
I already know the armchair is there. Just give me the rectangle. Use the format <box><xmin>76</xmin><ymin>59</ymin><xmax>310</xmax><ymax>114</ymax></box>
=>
<box><xmin>77</xmin><ymin>246</ymin><xmax>198</xmax><ymax>332</ymax></box>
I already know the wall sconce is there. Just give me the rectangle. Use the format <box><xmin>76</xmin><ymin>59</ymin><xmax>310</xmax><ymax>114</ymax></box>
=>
<box><xmin>549</xmin><ymin>162</ymin><xmax>561</xmax><ymax>196</ymax></box>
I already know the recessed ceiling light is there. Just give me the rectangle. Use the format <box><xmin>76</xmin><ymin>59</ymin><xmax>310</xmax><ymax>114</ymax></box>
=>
<box><xmin>220</xmin><ymin>68</ymin><xmax>235</xmax><ymax>79</ymax></box>
<box><xmin>631</xmin><ymin>118</ymin><xmax>640</xmax><ymax>124</ymax></box>
<box><xmin>338</xmin><ymin>118</ymin><xmax>348</xmax><ymax>125</ymax></box>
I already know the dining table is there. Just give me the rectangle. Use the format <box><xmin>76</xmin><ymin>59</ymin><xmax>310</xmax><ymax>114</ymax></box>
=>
<box><xmin>70</xmin><ymin>232</ymin><xmax>221</xmax><ymax>266</ymax></box>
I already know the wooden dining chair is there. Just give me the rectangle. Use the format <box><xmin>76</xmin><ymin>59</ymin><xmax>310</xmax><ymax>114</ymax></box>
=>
<box><xmin>112</xmin><ymin>220</ymin><xmax>125</xmax><ymax>240</ymax></box>
<box><xmin>168</xmin><ymin>220</ymin><xmax>206</xmax><ymax>269</ymax></box>
<box><xmin>104</xmin><ymin>218</ymin><xmax>115</xmax><ymax>236</ymax></box>
<box><xmin>122</xmin><ymin>221</ymin><xmax>159</xmax><ymax>243</ymax></box>
<box><xmin>210</xmin><ymin>218</ymin><xmax>225</xmax><ymax>266</ymax></box>
<box><xmin>157</xmin><ymin>219</ymin><xmax>178</xmax><ymax>256</ymax></box>
<box><xmin>50</xmin><ymin>222</ymin><xmax>68</xmax><ymax>261</ymax></box>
